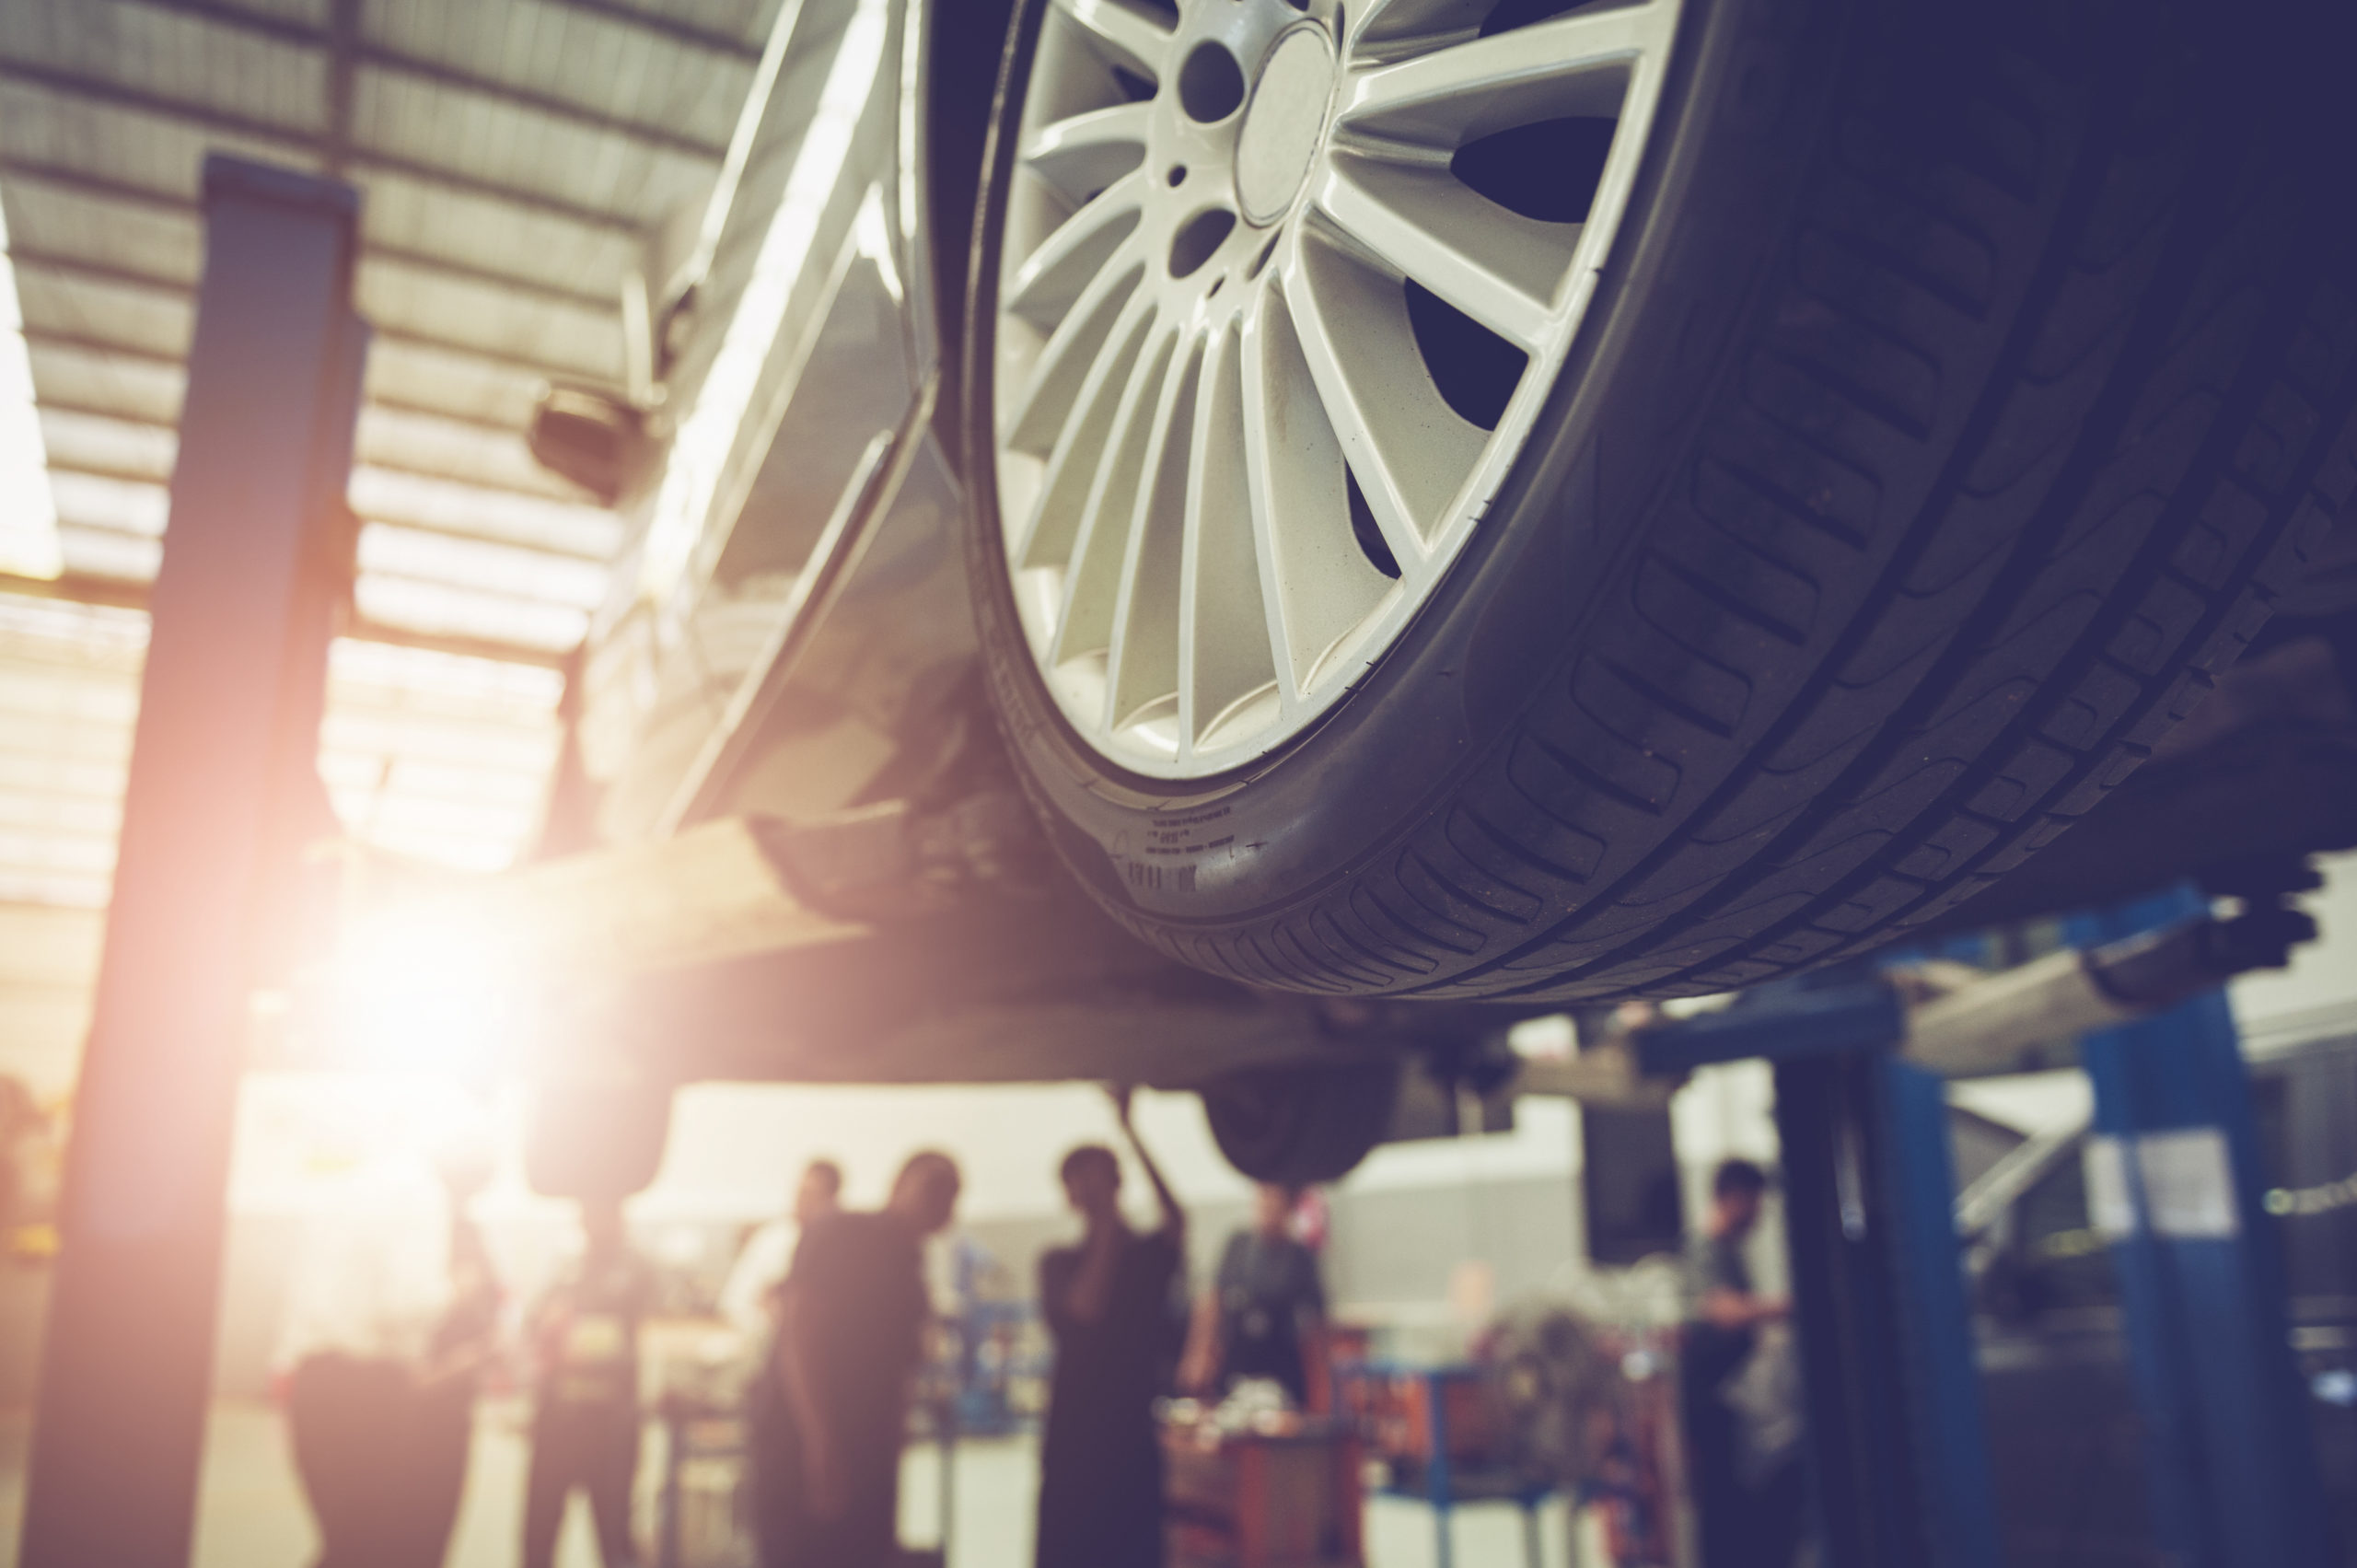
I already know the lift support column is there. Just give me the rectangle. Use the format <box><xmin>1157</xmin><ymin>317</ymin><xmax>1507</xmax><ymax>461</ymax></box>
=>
<box><xmin>1639</xmin><ymin>988</ymin><xmax>2003</xmax><ymax>1568</ymax></box>
<box><xmin>1631</xmin><ymin>891</ymin><xmax>2329</xmax><ymax>1568</ymax></box>
<box><xmin>18</xmin><ymin>159</ymin><xmax>366</xmax><ymax>1568</ymax></box>
<box><xmin>2069</xmin><ymin>890</ymin><xmax>2328</xmax><ymax>1568</ymax></box>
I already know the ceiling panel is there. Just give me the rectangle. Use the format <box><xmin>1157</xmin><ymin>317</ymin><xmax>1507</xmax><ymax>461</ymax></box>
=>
<box><xmin>0</xmin><ymin>0</ymin><xmax>783</xmax><ymax>896</ymax></box>
<box><xmin>355</xmin><ymin>252</ymin><xmax>623</xmax><ymax>384</ymax></box>
<box><xmin>367</xmin><ymin>0</ymin><xmax>753</xmax><ymax>149</ymax></box>
<box><xmin>0</xmin><ymin>2</ymin><xmax>330</xmax><ymax>135</ymax></box>
<box><xmin>353</xmin><ymin>70</ymin><xmax>715</xmax><ymax>226</ymax></box>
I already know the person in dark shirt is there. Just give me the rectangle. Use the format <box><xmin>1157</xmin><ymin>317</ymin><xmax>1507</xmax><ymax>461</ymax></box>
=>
<box><xmin>401</xmin><ymin>1169</ymin><xmax>501</xmax><ymax>1568</ymax></box>
<box><xmin>1681</xmin><ymin>1158</ymin><xmax>1791</xmax><ymax>1568</ymax></box>
<box><xmin>1181</xmin><ymin>1182</ymin><xmax>1326</xmax><ymax>1405</ymax></box>
<box><xmin>523</xmin><ymin>1197</ymin><xmax>650</xmax><ymax>1568</ymax></box>
<box><xmin>1035</xmin><ymin>1088</ymin><xmax>1186</xmax><ymax>1568</ymax></box>
<box><xmin>767</xmin><ymin>1150</ymin><xmax>962</xmax><ymax>1568</ymax></box>
<box><xmin>744</xmin><ymin>1158</ymin><xmax>844</xmax><ymax>1568</ymax></box>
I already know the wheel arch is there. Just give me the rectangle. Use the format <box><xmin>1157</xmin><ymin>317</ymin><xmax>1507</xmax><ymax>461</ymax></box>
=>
<box><xmin>917</xmin><ymin>0</ymin><xmax>1021</xmax><ymax>469</ymax></box>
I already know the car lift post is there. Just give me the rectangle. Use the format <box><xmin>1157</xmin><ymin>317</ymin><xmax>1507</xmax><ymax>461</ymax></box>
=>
<box><xmin>1640</xmin><ymin>988</ymin><xmax>2003</xmax><ymax>1568</ymax></box>
<box><xmin>17</xmin><ymin>160</ymin><xmax>366</xmax><ymax>1568</ymax></box>
<box><xmin>1632</xmin><ymin>898</ymin><xmax>2328</xmax><ymax>1568</ymax></box>
<box><xmin>2066</xmin><ymin>889</ymin><xmax>2328</xmax><ymax>1568</ymax></box>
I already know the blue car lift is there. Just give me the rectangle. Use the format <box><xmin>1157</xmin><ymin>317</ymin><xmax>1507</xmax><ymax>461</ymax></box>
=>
<box><xmin>1631</xmin><ymin>893</ymin><xmax>2328</xmax><ymax>1568</ymax></box>
<box><xmin>2069</xmin><ymin>889</ymin><xmax>2331</xmax><ymax>1568</ymax></box>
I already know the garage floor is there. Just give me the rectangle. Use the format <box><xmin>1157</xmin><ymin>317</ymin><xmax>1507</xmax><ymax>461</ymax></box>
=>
<box><xmin>0</xmin><ymin>1403</ymin><xmax>1581</xmax><ymax>1568</ymax></box>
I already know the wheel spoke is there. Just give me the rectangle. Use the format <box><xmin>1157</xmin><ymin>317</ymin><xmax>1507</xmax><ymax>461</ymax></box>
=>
<box><xmin>1005</xmin><ymin>168</ymin><xmax>1149</xmax><ymax>326</ymax></box>
<box><xmin>1337</xmin><ymin>2</ymin><xmax>1666</xmax><ymax>149</ymax></box>
<box><xmin>1283</xmin><ymin>235</ymin><xmax>1485</xmax><ymax>569</ymax></box>
<box><xmin>1049</xmin><ymin>0</ymin><xmax>1177</xmax><ymax>81</ymax></box>
<box><xmin>1106</xmin><ymin>336</ymin><xmax>1203</xmax><ymax>734</ymax></box>
<box><xmin>1021</xmin><ymin>103</ymin><xmax>1155</xmax><ymax>206</ymax></box>
<box><xmin>1051</xmin><ymin>323</ymin><xmax>1179</xmax><ymax>668</ymax></box>
<box><xmin>1314</xmin><ymin>156</ymin><xmax>1575</xmax><ymax>352</ymax></box>
<box><xmin>1000</xmin><ymin>235</ymin><xmax>1147</xmax><ymax>455</ymax></box>
<box><xmin>1015</xmin><ymin>292</ymin><xmax>1158</xmax><ymax>568</ymax></box>
<box><xmin>1240</xmin><ymin>275</ymin><xmax>1399</xmax><ymax>694</ymax></box>
<box><xmin>1181</xmin><ymin>322</ymin><xmax>1283</xmax><ymax>746</ymax></box>
<box><xmin>1344</xmin><ymin>0</ymin><xmax>1487</xmax><ymax>57</ymax></box>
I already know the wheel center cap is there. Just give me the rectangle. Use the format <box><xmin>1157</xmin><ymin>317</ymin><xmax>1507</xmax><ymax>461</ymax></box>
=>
<box><xmin>1234</xmin><ymin>26</ymin><xmax>1335</xmax><ymax>227</ymax></box>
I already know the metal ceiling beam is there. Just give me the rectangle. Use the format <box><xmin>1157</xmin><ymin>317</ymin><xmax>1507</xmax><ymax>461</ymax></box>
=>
<box><xmin>534</xmin><ymin>0</ymin><xmax>765</xmax><ymax>63</ymax></box>
<box><xmin>39</xmin><ymin>453</ymin><xmax>618</xmax><ymax>563</ymax></box>
<box><xmin>374</xmin><ymin>322</ymin><xmax>618</xmax><ymax>393</ymax></box>
<box><xmin>0</xmin><ymin>158</ymin><xmax>622</xmax><ymax>313</ymax></box>
<box><xmin>117</xmin><ymin>0</ymin><xmax>765</xmax><ymax>62</ymax></box>
<box><xmin>323</xmin><ymin>0</ymin><xmax>358</xmax><ymax>177</ymax></box>
<box><xmin>26</xmin><ymin>378</ymin><xmax>537</xmax><ymax>447</ymax></box>
<box><xmin>347</xmin><ymin>49</ymin><xmax>728</xmax><ymax>161</ymax></box>
<box><xmin>362</xmin><ymin>243</ymin><xmax>618</xmax><ymax>316</ymax></box>
<box><xmin>110</xmin><ymin>0</ymin><xmax>732</xmax><ymax>160</ymax></box>
<box><xmin>0</xmin><ymin>571</ymin><xmax>147</xmax><ymax>614</ymax></box>
<box><xmin>15</xmin><ymin>324</ymin><xmax>183</xmax><ymax>372</ymax></box>
<box><xmin>13</xmin><ymin>274</ymin><xmax>619</xmax><ymax>392</ymax></box>
<box><xmin>365</xmin><ymin>391</ymin><xmax>534</xmax><ymax>441</ymax></box>
<box><xmin>358</xmin><ymin>452</ymin><xmax>598</xmax><ymax>514</ymax></box>
<box><xmin>29</xmin><ymin>391</ymin><xmax>600</xmax><ymax>514</ymax></box>
<box><xmin>2</xmin><ymin>245</ymin><xmax>193</xmax><ymax>304</ymax></box>
<box><xmin>0</xmin><ymin>60</ymin><xmax>646</xmax><ymax>235</ymax></box>
<box><xmin>0</xmin><ymin>570</ymin><xmax>575</xmax><ymax>668</ymax></box>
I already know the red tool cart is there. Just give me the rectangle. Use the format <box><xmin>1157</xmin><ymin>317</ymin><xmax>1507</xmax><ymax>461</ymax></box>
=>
<box><xmin>1162</xmin><ymin>1411</ymin><xmax>1364</xmax><ymax>1568</ymax></box>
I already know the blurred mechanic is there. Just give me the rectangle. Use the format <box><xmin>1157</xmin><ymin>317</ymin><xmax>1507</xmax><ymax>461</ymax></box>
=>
<box><xmin>1681</xmin><ymin>1158</ymin><xmax>1793</xmax><ymax>1568</ymax></box>
<box><xmin>1181</xmin><ymin>1182</ymin><xmax>1326</xmax><ymax>1406</ymax></box>
<box><xmin>723</xmin><ymin>1157</ymin><xmax>842</xmax><ymax>1342</ymax></box>
<box><xmin>401</xmin><ymin>1156</ymin><xmax>503</xmax><ymax>1568</ymax></box>
<box><xmin>737</xmin><ymin>1157</ymin><xmax>842</xmax><ymax>1566</ymax></box>
<box><xmin>279</xmin><ymin>1158</ymin><xmax>461</xmax><ymax>1568</ymax></box>
<box><xmin>1035</xmin><ymin>1089</ymin><xmax>1186</xmax><ymax>1568</ymax></box>
<box><xmin>764</xmin><ymin>1150</ymin><xmax>962</xmax><ymax>1568</ymax></box>
<box><xmin>523</xmin><ymin>1197</ymin><xmax>651</xmax><ymax>1568</ymax></box>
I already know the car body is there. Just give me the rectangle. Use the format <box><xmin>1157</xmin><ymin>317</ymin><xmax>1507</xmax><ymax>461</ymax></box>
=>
<box><xmin>569</xmin><ymin>0</ymin><xmax>1004</xmax><ymax>850</ymax></box>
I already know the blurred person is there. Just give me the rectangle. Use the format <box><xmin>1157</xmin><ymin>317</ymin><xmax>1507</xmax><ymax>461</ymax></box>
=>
<box><xmin>523</xmin><ymin>1197</ymin><xmax>652</xmax><ymax>1568</ymax></box>
<box><xmin>761</xmin><ymin>1150</ymin><xmax>961</xmax><ymax>1568</ymax></box>
<box><xmin>278</xmin><ymin>1160</ymin><xmax>455</xmax><ymax>1568</ymax></box>
<box><xmin>1035</xmin><ymin>1088</ymin><xmax>1186</xmax><ymax>1568</ymax></box>
<box><xmin>1680</xmin><ymin>1157</ymin><xmax>1793</xmax><ymax>1568</ymax></box>
<box><xmin>721</xmin><ymin>1157</ymin><xmax>842</xmax><ymax>1342</ymax></box>
<box><xmin>1179</xmin><ymin>1182</ymin><xmax>1326</xmax><ymax>1406</ymax></box>
<box><xmin>397</xmin><ymin>1158</ymin><xmax>503</xmax><ymax>1568</ymax></box>
<box><xmin>737</xmin><ymin>1159</ymin><xmax>843</xmax><ymax>1567</ymax></box>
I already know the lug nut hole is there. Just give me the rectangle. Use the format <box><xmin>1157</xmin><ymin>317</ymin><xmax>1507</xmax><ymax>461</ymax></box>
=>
<box><xmin>1178</xmin><ymin>41</ymin><xmax>1246</xmax><ymax>122</ymax></box>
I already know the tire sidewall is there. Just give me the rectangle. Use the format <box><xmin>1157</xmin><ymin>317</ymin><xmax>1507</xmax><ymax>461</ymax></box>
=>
<box><xmin>963</xmin><ymin>0</ymin><xmax>1852</xmax><ymax>944</ymax></box>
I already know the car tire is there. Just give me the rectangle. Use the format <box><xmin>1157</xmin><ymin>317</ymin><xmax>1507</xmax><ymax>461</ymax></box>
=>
<box><xmin>963</xmin><ymin>0</ymin><xmax>2357</xmax><ymax>1001</ymax></box>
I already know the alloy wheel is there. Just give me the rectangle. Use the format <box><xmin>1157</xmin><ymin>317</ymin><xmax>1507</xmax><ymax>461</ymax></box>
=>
<box><xmin>989</xmin><ymin>0</ymin><xmax>1683</xmax><ymax>777</ymax></box>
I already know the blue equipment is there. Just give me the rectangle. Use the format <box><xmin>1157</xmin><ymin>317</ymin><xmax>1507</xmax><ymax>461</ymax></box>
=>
<box><xmin>1630</xmin><ymin>890</ymin><xmax>2326</xmax><ymax>1568</ymax></box>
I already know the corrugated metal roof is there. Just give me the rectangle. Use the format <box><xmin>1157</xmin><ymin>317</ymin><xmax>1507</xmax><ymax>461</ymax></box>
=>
<box><xmin>0</xmin><ymin>0</ymin><xmax>783</xmax><ymax>889</ymax></box>
<box><xmin>0</xmin><ymin>590</ymin><xmax>567</xmax><ymax>904</ymax></box>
